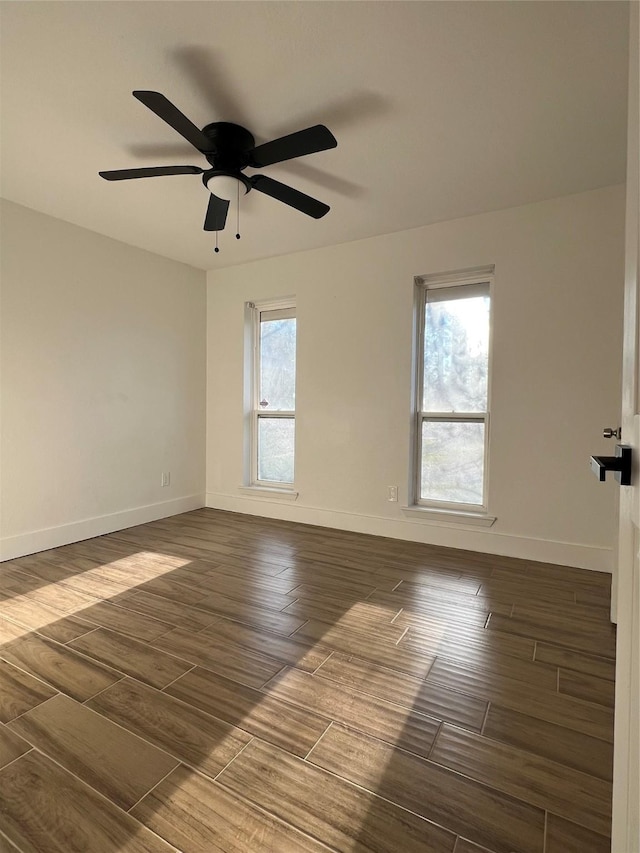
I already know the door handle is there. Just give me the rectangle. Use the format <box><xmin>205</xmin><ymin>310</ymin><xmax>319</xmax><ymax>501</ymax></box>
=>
<box><xmin>590</xmin><ymin>444</ymin><xmax>632</xmax><ymax>486</ymax></box>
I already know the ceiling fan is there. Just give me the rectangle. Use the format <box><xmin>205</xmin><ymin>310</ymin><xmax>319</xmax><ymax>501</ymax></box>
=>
<box><xmin>99</xmin><ymin>91</ymin><xmax>337</xmax><ymax>238</ymax></box>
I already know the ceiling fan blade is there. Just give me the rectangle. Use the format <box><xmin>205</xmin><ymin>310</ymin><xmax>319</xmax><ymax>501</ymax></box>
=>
<box><xmin>133</xmin><ymin>90</ymin><xmax>214</xmax><ymax>152</ymax></box>
<box><xmin>99</xmin><ymin>165</ymin><xmax>204</xmax><ymax>181</ymax></box>
<box><xmin>249</xmin><ymin>125</ymin><xmax>337</xmax><ymax>168</ymax></box>
<box><xmin>204</xmin><ymin>194</ymin><xmax>229</xmax><ymax>231</ymax></box>
<box><xmin>250</xmin><ymin>175</ymin><xmax>330</xmax><ymax>219</ymax></box>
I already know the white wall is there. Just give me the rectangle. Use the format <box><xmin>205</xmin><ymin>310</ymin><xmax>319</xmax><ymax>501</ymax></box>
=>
<box><xmin>206</xmin><ymin>186</ymin><xmax>625</xmax><ymax>571</ymax></box>
<box><xmin>0</xmin><ymin>200</ymin><xmax>207</xmax><ymax>560</ymax></box>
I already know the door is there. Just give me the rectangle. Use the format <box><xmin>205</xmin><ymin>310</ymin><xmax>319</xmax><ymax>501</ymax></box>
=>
<box><xmin>611</xmin><ymin>5</ymin><xmax>640</xmax><ymax>851</ymax></box>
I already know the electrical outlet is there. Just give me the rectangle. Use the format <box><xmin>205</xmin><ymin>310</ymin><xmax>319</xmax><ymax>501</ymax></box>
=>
<box><xmin>387</xmin><ymin>485</ymin><xmax>398</xmax><ymax>502</ymax></box>
<box><xmin>161</xmin><ymin>472</ymin><xmax>170</xmax><ymax>487</ymax></box>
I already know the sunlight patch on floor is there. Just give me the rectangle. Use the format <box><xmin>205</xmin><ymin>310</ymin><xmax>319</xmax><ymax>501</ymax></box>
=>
<box><xmin>0</xmin><ymin>551</ymin><xmax>191</xmax><ymax>637</ymax></box>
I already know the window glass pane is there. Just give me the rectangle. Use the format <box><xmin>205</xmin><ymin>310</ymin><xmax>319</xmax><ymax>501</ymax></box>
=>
<box><xmin>423</xmin><ymin>293</ymin><xmax>489</xmax><ymax>413</ymax></box>
<box><xmin>421</xmin><ymin>420</ymin><xmax>485</xmax><ymax>505</ymax></box>
<box><xmin>258</xmin><ymin>417</ymin><xmax>295</xmax><ymax>483</ymax></box>
<box><xmin>260</xmin><ymin>317</ymin><xmax>296</xmax><ymax>411</ymax></box>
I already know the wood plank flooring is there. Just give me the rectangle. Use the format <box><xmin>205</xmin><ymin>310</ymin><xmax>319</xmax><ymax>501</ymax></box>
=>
<box><xmin>0</xmin><ymin>508</ymin><xmax>615</xmax><ymax>853</ymax></box>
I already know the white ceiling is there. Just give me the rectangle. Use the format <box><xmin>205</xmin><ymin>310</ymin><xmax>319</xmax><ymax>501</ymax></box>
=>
<box><xmin>0</xmin><ymin>1</ymin><xmax>629</xmax><ymax>271</ymax></box>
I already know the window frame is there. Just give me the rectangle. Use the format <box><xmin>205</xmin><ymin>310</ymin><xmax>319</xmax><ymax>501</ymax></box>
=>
<box><xmin>247</xmin><ymin>297</ymin><xmax>297</xmax><ymax>490</ymax></box>
<box><xmin>411</xmin><ymin>267</ymin><xmax>494</xmax><ymax>514</ymax></box>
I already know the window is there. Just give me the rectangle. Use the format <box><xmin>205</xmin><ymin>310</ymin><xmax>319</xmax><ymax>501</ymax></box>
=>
<box><xmin>413</xmin><ymin>268</ymin><xmax>493</xmax><ymax>511</ymax></box>
<box><xmin>248</xmin><ymin>300</ymin><xmax>296</xmax><ymax>488</ymax></box>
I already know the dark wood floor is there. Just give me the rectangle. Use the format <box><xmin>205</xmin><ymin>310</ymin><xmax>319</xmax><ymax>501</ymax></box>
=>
<box><xmin>0</xmin><ymin>508</ymin><xmax>615</xmax><ymax>853</ymax></box>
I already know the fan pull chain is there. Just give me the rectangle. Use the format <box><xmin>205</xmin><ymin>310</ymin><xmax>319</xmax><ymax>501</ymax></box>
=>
<box><xmin>236</xmin><ymin>182</ymin><xmax>241</xmax><ymax>240</ymax></box>
<box><xmin>214</xmin><ymin>228</ymin><xmax>219</xmax><ymax>253</ymax></box>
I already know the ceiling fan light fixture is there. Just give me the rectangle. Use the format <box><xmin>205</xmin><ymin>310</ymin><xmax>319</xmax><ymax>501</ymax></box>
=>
<box><xmin>204</xmin><ymin>173</ymin><xmax>248</xmax><ymax>201</ymax></box>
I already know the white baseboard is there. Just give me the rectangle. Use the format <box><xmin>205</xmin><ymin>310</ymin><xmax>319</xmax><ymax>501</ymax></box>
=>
<box><xmin>0</xmin><ymin>494</ymin><xmax>206</xmax><ymax>562</ymax></box>
<box><xmin>2</xmin><ymin>489</ymin><xmax>611</xmax><ymax>573</ymax></box>
<box><xmin>205</xmin><ymin>491</ymin><xmax>613</xmax><ymax>573</ymax></box>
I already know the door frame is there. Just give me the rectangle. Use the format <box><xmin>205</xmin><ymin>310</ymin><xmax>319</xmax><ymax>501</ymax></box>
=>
<box><xmin>611</xmin><ymin>4</ymin><xmax>640</xmax><ymax>851</ymax></box>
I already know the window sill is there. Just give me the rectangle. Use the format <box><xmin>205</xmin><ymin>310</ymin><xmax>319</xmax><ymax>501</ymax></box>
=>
<box><xmin>401</xmin><ymin>505</ymin><xmax>496</xmax><ymax>527</ymax></box>
<box><xmin>238</xmin><ymin>485</ymin><xmax>299</xmax><ymax>501</ymax></box>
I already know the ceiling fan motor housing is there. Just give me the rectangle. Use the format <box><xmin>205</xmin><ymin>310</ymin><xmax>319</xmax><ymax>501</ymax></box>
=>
<box><xmin>202</xmin><ymin>122</ymin><xmax>255</xmax><ymax>170</ymax></box>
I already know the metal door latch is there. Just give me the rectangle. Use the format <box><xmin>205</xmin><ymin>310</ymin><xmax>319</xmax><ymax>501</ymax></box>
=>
<box><xmin>603</xmin><ymin>426</ymin><xmax>621</xmax><ymax>439</ymax></box>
